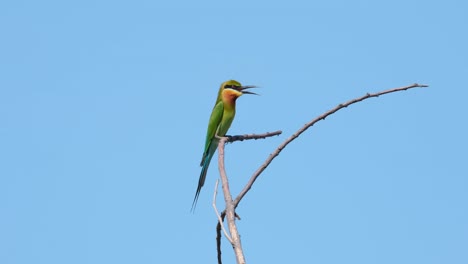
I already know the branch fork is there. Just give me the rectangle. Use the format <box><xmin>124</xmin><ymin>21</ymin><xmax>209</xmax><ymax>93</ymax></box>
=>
<box><xmin>213</xmin><ymin>83</ymin><xmax>428</xmax><ymax>264</ymax></box>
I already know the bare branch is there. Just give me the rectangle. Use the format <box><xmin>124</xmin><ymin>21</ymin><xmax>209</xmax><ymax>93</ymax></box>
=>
<box><xmin>214</xmin><ymin>83</ymin><xmax>428</xmax><ymax>263</ymax></box>
<box><xmin>233</xmin><ymin>83</ymin><xmax>428</xmax><ymax>207</ymax></box>
<box><xmin>214</xmin><ymin>131</ymin><xmax>282</xmax><ymax>264</ymax></box>
<box><xmin>213</xmin><ymin>179</ymin><xmax>233</xmax><ymax>243</ymax></box>
<box><xmin>218</xmin><ymin>137</ymin><xmax>246</xmax><ymax>264</ymax></box>
<box><xmin>216</xmin><ymin>215</ymin><xmax>225</xmax><ymax>264</ymax></box>
<box><xmin>226</xmin><ymin>131</ymin><xmax>282</xmax><ymax>143</ymax></box>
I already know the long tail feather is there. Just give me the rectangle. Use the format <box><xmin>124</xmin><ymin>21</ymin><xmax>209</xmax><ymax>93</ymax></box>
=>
<box><xmin>191</xmin><ymin>148</ymin><xmax>216</xmax><ymax>211</ymax></box>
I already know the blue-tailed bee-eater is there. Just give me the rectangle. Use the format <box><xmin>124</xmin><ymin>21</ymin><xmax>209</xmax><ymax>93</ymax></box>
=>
<box><xmin>192</xmin><ymin>80</ymin><xmax>257</xmax><ymax>210</ymax></box>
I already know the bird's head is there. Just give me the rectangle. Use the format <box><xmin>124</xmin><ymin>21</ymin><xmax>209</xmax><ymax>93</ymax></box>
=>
<box><xmin>220</xmin><ymin>80</ymin><xmax>258</xmax><ymax>102</ymax></box>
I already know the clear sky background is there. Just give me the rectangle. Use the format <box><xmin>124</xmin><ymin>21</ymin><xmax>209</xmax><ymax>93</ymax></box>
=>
<box><xmin>1</xmin><ymin>1</ymin><xmax>467</xmax><ymax>263</ymax></box>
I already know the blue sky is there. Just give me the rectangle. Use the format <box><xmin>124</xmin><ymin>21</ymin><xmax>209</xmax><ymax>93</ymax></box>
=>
<box><xmin>1</xmin><ymin>1</ymin><xmax>467</xmax><ymax>263</ymax></box>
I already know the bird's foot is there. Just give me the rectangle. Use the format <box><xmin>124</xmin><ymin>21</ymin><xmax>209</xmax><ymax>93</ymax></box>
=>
<box><xmin>215</xmin><ymin>134</ymin><xmax>234</xmax><ymax>142</ymax></box>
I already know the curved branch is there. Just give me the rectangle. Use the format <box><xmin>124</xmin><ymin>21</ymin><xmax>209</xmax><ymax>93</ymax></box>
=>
<box><xmin>233</xmin><ymin>83</ymin><xmax>428</xmax><ymax>207</ymax></box>
<box><xmin>213</xmin><ymin>179</ymin><xmax>232</xmax><ymax>243</ymax></box>
<box><xmin>215</xmin><ymin>83</ymin><xmax>428</xmax><ymax>263</ymax></box>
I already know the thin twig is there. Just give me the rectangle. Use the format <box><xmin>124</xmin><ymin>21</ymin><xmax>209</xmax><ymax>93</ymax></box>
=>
<box><xmin>216</xmin><ymin>215</ymin><xmax>225</xmax><ymax>264</ymax></box>
<box><xmin>226</xmin><ymin>131</ymin><xmax>282</xmax><ymax>143</ymax></box>
<box><xmin>213</xmin><ymin>179</ymin><xmax>233</xmax><ymax>243</ymax></box>
<box><xmin>233</xmin><ymin>83</ymin><xmax>428</xmax><ymax>207</ymax></box>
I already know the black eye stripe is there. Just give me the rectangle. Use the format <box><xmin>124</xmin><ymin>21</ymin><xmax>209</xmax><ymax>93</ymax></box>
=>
<box><xmin>224</xmin><ymin>85</ymin><xmax>239</xmax><ymax>89</ymax></box>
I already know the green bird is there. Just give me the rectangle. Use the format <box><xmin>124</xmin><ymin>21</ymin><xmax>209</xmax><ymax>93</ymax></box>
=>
<box><xmin>192</xmin><ymin>80</ymin><xmax>257</xmax><ymax>210</ymax></box>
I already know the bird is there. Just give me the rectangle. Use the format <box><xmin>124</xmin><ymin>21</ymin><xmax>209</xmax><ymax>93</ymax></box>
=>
<box><xmin>192</xmin><ymin>80</ymin><xmax>257</xmax><ymax>211</ymax></box>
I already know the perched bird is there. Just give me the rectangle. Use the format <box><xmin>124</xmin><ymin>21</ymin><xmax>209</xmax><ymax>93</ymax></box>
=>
<box><xmin>192</xmin><ymin>80</ymin><xmax>257</xmax><ymax>210</ymax></box>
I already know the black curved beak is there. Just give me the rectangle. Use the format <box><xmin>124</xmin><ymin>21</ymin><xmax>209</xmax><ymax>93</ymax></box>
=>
<box><xmin>238</xmin><ymin>85</ymin><xmax>258</xmax><ymax>95</ymax></box>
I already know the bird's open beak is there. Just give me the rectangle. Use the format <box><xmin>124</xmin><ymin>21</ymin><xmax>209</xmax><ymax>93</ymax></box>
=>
<box><xmin>237</xmin><ymin>85</ymin><xmax>258</xmax><ymax>95</ymax></box>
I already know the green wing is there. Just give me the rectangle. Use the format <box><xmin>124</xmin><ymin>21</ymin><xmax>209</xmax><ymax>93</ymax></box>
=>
<box><xmin>200</xmin><ymin>101</ymin><xmax>224</xmax><ymax>166</ymax></box>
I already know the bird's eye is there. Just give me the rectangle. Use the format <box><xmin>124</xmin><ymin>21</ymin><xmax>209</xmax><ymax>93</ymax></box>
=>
<box><xmin>224</xmin><ymin>85</ymin><xmax>233</xmax><ymax>89</ymax></box>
